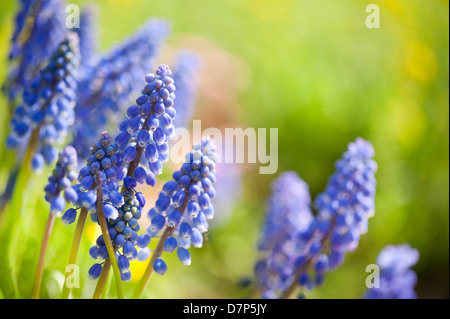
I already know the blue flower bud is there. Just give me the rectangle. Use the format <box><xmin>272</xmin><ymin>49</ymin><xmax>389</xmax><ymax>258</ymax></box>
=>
<box><xmin>115</xmin><ymin>130</ymin><xmax>131</xmax><ymax>146</ymax></box>
<box><xmin>198</xmin><ymin>193</ymin><xmax>211</xmax><ymax>209</ymax></box>
<box><xmin>191</xmin><ymin>228</ymin><xmax>203</xmax><ymax>248</ymax></box>
<box><xmin>62</xmin><ymin>208</ymin><xmax>77</xmax><ymax>225</ymax></box>
<box><xmin>172</xmin><ymin>190</ymin><xmax>186</xmax><ymax>208</ymax></box>
<box><xmin>127</xmin><ymin>104</ymin><xmax>140</xmax><ymax>118</ymax></box>
<box><xmin>123</xmin><ymin>146</ymin><xmax>137</xmax><ymax>162</ymax></box>
<box><xmin>32</xmin><ymin>153</ymin><xmax>45</xmax><ymax>171</ymax></box>
<box><xmin>120</xmin><ymin>270</ymin><xmax>132</xmax><ymax>282</ymax></box>
<box><xmin>115</xmin><ymin>234</ymin><xmax>126</xmax><ymax>248</ymax></box>
<box><xmin>123</xmin><ymin>240</ymin><xmax>135</xmax><ymax>258</ymax></box>
<box><xmin>89</xmin><ymin>263</ymin><xmax>103</xmax><ymax>280</ymax></box>
<box><xmin>81</xmin><ymin>190</ymin><xmax>97</xmax><ymax>207</ymax></box>
<box><xmin>149</xmin><ymin>160</ymin><xmax>162</xmax><ymax>175</ymax></box>
<box><xmin>109</xmin><ymin>190</ymin><xmax>125</xmax><ymax>207</ymax></box>
<box><xmin>155</xmin><ymin>195</ymin><xmax>171</xmax><ymax>213</ymax></box>
<box><xmin>177</xmin><ymin>248</ymin><xmax>191</xmax><ymax>266</ymax></box>
<box><xmin>137</xmin><ymin>130</ymin><xmax>150</xmax><ymax>147</ymax></box>
<box><xmin>150</xmin><ymin>215</ymin><xmax>166</xmax><ymax>232</ymax></box>
<box><xmin>89</xmin><ymin>246</ymin><xmax>99</xmax><ymax>259</ymax></box>
<box><xmin>188</xmin><ymin>184</ymin><xmax>201</xmax><ymax>199</ymax></box>
<box><xmin>97</xmin><ymin>246</ymin><xmax>109</xmax><ymax>260</ymax></box>
<box><xmin>167</xmin><ymin>210</ymin><xmax>182</xmax><ymax>227</ymax></box>
<box><xmin>153</xmin><ymin>258</ymin><xmax>167</xmax><ymax>275</ymax></box>
<box><xmin>179</xmin><ymin>222</ymin><xmax>192</xmax><ymax>239</ymax></box>
<box><xmin>50</xmin><ymin>196</ymin><xmax>66</xmax><ymax>216</ymax></box>
<box><xmin>124</xmin><ymin>176</ymin><xmax>137</xmax><ymax>190</ymax></box>
<box><xmin>134</xmin><ymin>166</ymin><xmax>147</xmax><ymax>184</ymax></box>
<box><xmin>137</xmin><ymin>247</ymin><xmax>151</xmax><ymax>261</ymax></box>
<box><xmin>118</xmin><ymin>255</ymin><xmax>130</xmax><ymax>273</ymax></box>
<box><xmin>103</xmin><ymin>203</ymin><xmax>118</xmax><ymax>219</ymax></box>
<box><xmin>145</xmin><ymin>171</ymin><xmax>156</xmax><ymax>186</ymax></box>
<box><xmin>315</xmin><ymin>254</ymin><xmax>329</xmax><ymax>274</ymax></box>
<box><xmin>144</xmin><ymin>143</ymin><xmax>158</xmax><ymax>162</ymax></box>
<box><xmin>80</xmin><ymin>175</ymin><xmax>93</xmax><ymax>191</ymax></box>
<box><xmin>123</xmin><ymin>226</ymin><xmax>132</xmax><ymax>238</ymax></box>
<box><xmin>187</xmin><ymin>200</ymin><xmax>200</xmax><ymax>218</ymax></box>
<box><xmin>137</xmin><ymin>234</ymin><xmax>151</xmax><ymax>248</ymax></box>
<box><xmin>153</xmin><ymin>127</ymin><xmax>166</xmax><ymax>145</ymax></box>
<box><xmin>136</xmin><ymin>192</ymin><xmax>146</xmax><ymax>207</ymax></box>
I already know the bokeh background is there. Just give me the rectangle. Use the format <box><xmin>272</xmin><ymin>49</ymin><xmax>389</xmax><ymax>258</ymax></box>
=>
<box><xmin>0</xmin><ymin>0</ymin><xmax>448</xmax><ymax>299</ymax></box>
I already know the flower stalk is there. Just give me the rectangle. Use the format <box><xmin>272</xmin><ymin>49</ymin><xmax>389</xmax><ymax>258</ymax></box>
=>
<box><xmin>94</xmin><ymin>172</ymin><xmax>124</xmax><ymax>299</ymax></box>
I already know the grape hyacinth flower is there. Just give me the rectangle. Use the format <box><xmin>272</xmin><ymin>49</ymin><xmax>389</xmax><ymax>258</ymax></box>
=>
<box><xmin>114</xmin><ymin>64</ymin><xmax>176</xmax><ymax>181</ymax></box>
<box><xmin>132</xmin><ymin>136</ymin><xmax>219</xmax><ymax>298</ymax></box>
<box><xmin>312</xmin><ymin>137</ymin><xmax>377</xmax><ymax>269</ymax></box>
<box><xmin>33</xmin><ymin>145</ymin><xmax>78</xmax><ymax>298</ymax></box>
<box><xmin>62</xmin><ymin>64</ymin><xmax>178</xmax><ymax>297</ymax></box>
<box><xmin>61</xmin><ymin>131</ymin><xmax>129</xmax><ymax>298</ymax></box>
<box><xmin>255</xmin><ymin>138</ymin><xmax>377</xmax><ymax>298</ymax></box>
<box><xmin>62</xmin><ymin>132</ymin><xmax>121</xmax><ymax>224</ymax></box>
<box><xmin>72</xmin><ymin>20</ymin><xmax>170</xmax><ymax>161</ymax></box>
<box><xmin>88</xmin><ymin>189</ymin><xmax>150</xmax><ymax>282</ymax></box>
<box><xmin>87</xmin><ymin>64</ymin><xmax>179</xmax><ymax>290</ymax></box>
<box><xmin>255</xmin><ymin>172</ymin><xmax>315</xmax><ymax>299</ymax></box>
<box><xmin>44</xmin><ymin>146</ymin><xmax>78</xmax><ymax>217</ymax></box>
<box><xmin>5</xmin><ymin>0</ymin><xmax>66</xmax><ymax>102</ymax></box>
<box><xmin>6</xmin><ymin>32</ymin><xmax>80</xmax><ymax>171</ymax></box>
<box><xmin>364</xmin><ymin>244</ymin><xmax>419</xmax><ymax>299</ymax></box>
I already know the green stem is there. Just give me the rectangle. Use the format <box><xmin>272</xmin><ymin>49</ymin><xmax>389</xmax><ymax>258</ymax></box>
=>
<box><xmin>92</xmin><ymin>259</ymin><xmax>112</xmax><ymax>299</ymax></box>
<box><xmin>102</xmin><ymin>263</ymin><xmax>113</xmax><ymax>299</ymax></box>
<box><xmin>31</xmin><ymin>212</ymin><xmax>55</xmax><ymax>299</ymax></box>
<box><xmin>132</xmin><ymin>227</ymin><xmax>172</xmax><ymax>299</ymax></box>
<box><xmin>132</xmin><ymin>194</ymin><xmax>190</xmax><ymax>299</ymax></box>
<box><xmin>60</xmin><ymin>207</ymin><xmax>88</xmax><ymax>299</ymax></box>
<box><xmin>95</xmin><ymin>172</ymin><xmax>124</xmax><ymax>299</ymax></box>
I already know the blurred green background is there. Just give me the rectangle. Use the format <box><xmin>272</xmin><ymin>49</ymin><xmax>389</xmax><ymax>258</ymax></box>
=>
<box><xmin>0</xmin><ymin>0</ymin><xmax>448</xmax><ymax>299</ymax></box>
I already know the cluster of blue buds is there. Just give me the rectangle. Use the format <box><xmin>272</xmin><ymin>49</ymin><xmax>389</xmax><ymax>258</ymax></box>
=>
<box><xmin>147</xmin><ymin>137</ymin><xmax>219</xmax><ymax>275</ymax></box>
<box><xmin>88</xmin><ymin>189</ymin><xmax>151</xmax><ymax>282</ymax></box>
<box><xmin>312</xmin><ymin>137</ymin><xmax>377</xmax><ymax>268</ymax></box>
<box><xmin>255</xmin><ymin>171</ymin><xmax>315</xmax><ymax>299</ymax></box>
<box><xmin>296</xmin><ymin>138</ymin><xmax>377</xmax><ymax>292</ymax></box>
<box><xmin>44</xmin><ymin>146</ymin><xmax>78</xmax><ymax>216</ymax></box>
<box><xmin>364</xmin><ymin>244</ymin><xmax>419</xmax><ymax>299</ymax></box>
<box><xmin>255</xmin><ymin>138</ymin><xmax>377</xmax><ymax>297</ymax></box>
<box><xmin>115</xmin><ymin>64</ymin><xmax>176</xmax><ymax>181</ymax></box>
<box><xmin>6</xmin><ymin>0</ymin><xmax>66</xmax><ymax>102</ymax></box>
<box><xmin>6</xmin><ymin>32</ymin><xmax>80</xmax><ymax>171</ymax></box>
<box><xmin>62</xmin><ymin>132</ymin><xmax>121</xmax><ymax>225</ymax></box>
<box><xmin>73</xmin><ymin>20</ymin><xmax>170</xmax><ymax>161</ymax></box>
<box><xmin>62</xmin><ymin>131</ymin><xmax>150</xmax><ymax>281</ymax></box>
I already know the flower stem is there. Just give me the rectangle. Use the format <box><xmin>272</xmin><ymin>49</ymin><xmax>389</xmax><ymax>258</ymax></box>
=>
<box><xmin>31</xmin><ymin>212</ymin><xmax>55</xmax><ymax>299</ymax></box>
<box><xmin>280</xmin><ymin>216</ymin><xmax>337</xmax><ymax>299</ymax></box>
<box><xmin>280</xmin><ymin>258</ymin><xmax>315</xmax><ymax>299</ymax></box>
<box><xmin>92</xmin><ymin>259</ymin><xmax>112</xmax><ymax>299</ymax></box>
<box><xmin>60</xmin><ymin>207</ymin><xmax>88</xmax><ymax>299</ymax></box>
<box><xmin>132</xmin><ymin>194</ymin><xmax>190</xmax><ymax>299</ymax></box>
<box><xmin>132</xmin><ymin>225</ymin><xmax>172</xmax><ymax>299</ymax></box>
<box><xmin>95</xmin><ymin>172</ymin><xmax>124</xmax><ymax>299</ymax></box>
<box><xmin>102</xmin><ymin>264</ymin><xmax>113</xmax><ymax>299</ymax></box>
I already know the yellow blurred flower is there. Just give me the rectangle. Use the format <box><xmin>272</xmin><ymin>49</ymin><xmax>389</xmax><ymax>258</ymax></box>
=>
<box><xmin>130</xmin><ymin>258</ymin><xmax>150</xmax><ymax>282</ymax></box>
<box><xmin>405</xmin><ymin>39</ymin><xmax>437</xmax><ymax>84</ymax></box>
